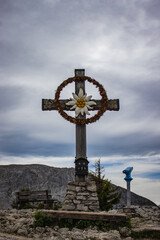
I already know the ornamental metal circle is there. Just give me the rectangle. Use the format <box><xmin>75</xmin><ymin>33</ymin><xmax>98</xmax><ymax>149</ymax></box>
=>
<box><xmin>54</xmin><ymin>76</ymin><xmax>108</xmax><ymax>125</ymax></box>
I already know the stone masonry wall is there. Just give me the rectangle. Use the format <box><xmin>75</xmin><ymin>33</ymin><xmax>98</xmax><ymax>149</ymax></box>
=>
<box><xmin>62</xmin><ymin>181</ymin><xmax>99</xmax><ymax>212</ymax></box>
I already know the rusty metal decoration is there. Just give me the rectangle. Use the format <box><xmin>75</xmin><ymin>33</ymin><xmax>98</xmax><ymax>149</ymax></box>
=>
<box><xmin>54</xmin><ymin>76</ymin><xmax>108</xmax><ymax>125</ymax></box>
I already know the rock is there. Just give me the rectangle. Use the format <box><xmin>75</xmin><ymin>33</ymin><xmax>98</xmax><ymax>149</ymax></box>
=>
<box><xmin>62</xmin><ymin>204</ymin><xmax>75</xmax><ymax>210</ymax></box>
<box><xmin>77</xmin><ymin>204</ymin><xmax>88</xmax><ymax>211</ymax></box>
<box><xmin>119</xmin><ymin>227</ymin><xmax>131</xmax><ymax>237</ymax></box>
<box><xmin>17</xmin><ymin>227</ymin><xmax>28</xmax><ymax>236</ymax></box>
<box><xmin>53</xmin><ymin>225</ymin><xmax>59</xmax><ymax>231</ymax></box>
<box><xmin>87</xmin><ymin>184</ymin><xmax>97</xmax><ymax>192</ymax></box>
<box><xmin>106</xmin><ymin>230</ymin><xmax>121</xmax><ymax>240</ymax></box>
<box><xmin>70</xmin><ymin>230</ymin><xmax>84</xmax><ymax>240</ymax></box>
<box><xmin>58</xmin><ymin>227</ymin><xmax>69</xmax><ymax>235</ymax></box>
<box><xmin>75</xmin><ymin>186</ymin><xmax>82</xmax><ymax>191</ymax></box>
<box><xmin>33</xmin><ymin>233</ymin><xmax>40</xmax><ymax>239</ymax></box>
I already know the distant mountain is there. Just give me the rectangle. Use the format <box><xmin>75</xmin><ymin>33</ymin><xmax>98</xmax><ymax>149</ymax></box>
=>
<box><xmin>0</xmin><ymin>164</ymin><xmax>156</xmax><ymax>209</ymax></box>
<box><xmin>0</xmin><ymin>164</ymin><xmax>75</xmax><ymax>209</ymax></box>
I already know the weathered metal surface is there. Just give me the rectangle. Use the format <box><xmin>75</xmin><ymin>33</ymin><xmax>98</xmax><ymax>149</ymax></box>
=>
<box><xmin>75</xmin><ymin>158</ymin><xmax>89</xmax><ymax>176</ymax></box>
<box><xmin>127</xmin><ymin>181</ymin><xmax>131</xmax><ymax>208</ymax></box>
<box><xmin>42</xmin><ymin>210</ymin><xmax>127</xmax><ymax>222</ymax></box>
<box><xmin>42</xmin><ymin>99</ymin><xmax>119</xmax><ymax>111</ymax></box>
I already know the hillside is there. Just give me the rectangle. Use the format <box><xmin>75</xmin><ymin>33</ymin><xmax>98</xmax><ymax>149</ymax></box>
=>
<box><xmin>0</xmin><ymin>164</ymin><xmax>156</xmax><ymax>209</ymax></box>
<box><xmin>0</xmin><ymin>164</ymin><xmax>75</xmax><ymax>209</ymax></box>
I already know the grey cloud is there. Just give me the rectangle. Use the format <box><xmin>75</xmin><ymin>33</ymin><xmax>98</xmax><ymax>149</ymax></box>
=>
<box><xmin>88</xmin><ymin>132</ymin><xmax>160</xmax><ymax>157</ymax></box>
<box><xmin>134</xmin><ymin>81</ymin><xmax>160</xmax><ymax>117</ymax></box>
<box><xmin>0</xmin><ymin>0</ymin><xmax>160</xmax><ymax>161</ymax></box>
<box><xmin>140</xmin><ymin>0</ymin><xmax>160</xmax><ymax>19</ymax></box>
<box><xmin>134</xmin><ymin>171</ymin><xmax>160</xmax><ymax>180</ymax></box>
<box><xmin>0</xmin><ymin>131</ymin><xmax>74</xmax><ymax>157</ymax></box>
<box><xmin>0</xmin><ymin>86</ymin><xmax>25</xmax><ymax>111</ymax></box>
<box><xmin>1</xmin><ymin>129</ymin><xmax>159</xmax><ymax>158</ymax></box>
<box><xmin>117</xmin><ymin>79</ymin><xmax>160</xmax><ymax>121</ymax></box>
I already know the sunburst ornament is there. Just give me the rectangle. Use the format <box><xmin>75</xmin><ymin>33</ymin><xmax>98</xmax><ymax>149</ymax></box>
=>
<box><xmin>66</xmin><ymin>88</ymin><xmax>96</xmax><ymax>117</ymax></box>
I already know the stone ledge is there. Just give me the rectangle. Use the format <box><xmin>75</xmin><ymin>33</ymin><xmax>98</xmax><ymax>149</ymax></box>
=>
<box><xmin>132</xmin><ymin>226</ymin><xmax>160</xmax><ymax>239</ymax></box>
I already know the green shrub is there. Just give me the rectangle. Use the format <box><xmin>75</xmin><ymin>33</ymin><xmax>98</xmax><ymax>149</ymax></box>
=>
<box><xmin>89</xmin><ymin>159</ymin><xmax>121</xmax><ymax>211</ymax></box>
<box><xmin>53</xmin><ymin>201</ymin><xmax>62</xmax><ymax>210</ymax></box>
<box><xmin>34</xmin><ymin>211</ymin><xmax>54</xmax><ymax>227</ymax></box>
<box><xmin>58</xmin><ymin>219</ymin><xmax>110</xmax><ymax>230</ymax></box>
<box><xmin>98</xmin><ymin>180</ymin><xmax>121</xmax><ymax>211</ymax></box>
<box><xmin>11</xmin><ymin>200</ymin><xmax>19</xmax><ymax>209</ymax></box>
<box><xmin>37</xmin><ymin>203</ymin><xmax>45</xmax><ymax>209</ymax></box>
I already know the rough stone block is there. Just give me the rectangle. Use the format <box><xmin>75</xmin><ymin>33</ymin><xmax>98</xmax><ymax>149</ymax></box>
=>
<box><xmin>78</xmin><ymin>182</ymin><xmax>87</xmax><ymax>186</ymax></box>
<box><xmin>91</xmin><ymin>193</ymin><xmax>98</xmax><ymax>197</ymax></box>
<box><xmin>88</xmin><ymin>197</ymin><xmax>99</xmax><ymax>201</ymax></box>
<box><xmin>67</xmin><ymin>185</ymin><xmax>76</xmax><ymax>191</ymax></box>
<box><xmin>85</xmin><ymin>201</ymin><xmax>98</xmax><ymax>206</ymax></box>
<box><xmin>77</xmin><ymin>192</ymin><xmax>89</xmax><ymax>196</ymax></box>
<box><xmin>77</xmin><ymin>196</ymin><xmax>86</xmax><ymax>200</ymax></box>
<box><xmin>77</xmin><ymin>204</ymin><xmax>88</xmax><ymax>211</ymax></box>
<box><xmin>62</xmin><ymin>204</ymin><xmax>75</xmax><ymax>210</ymax></box>
<box><xmin>88</xmin><ymin>205</ymin><xmax>99</xmax><ymax>211</ymax></box>
<box><xmin>73</xmin><ymin>200</ymin><xmax>81</xmax><ymax>204</ymax></box>
<box><xmin>66</xmin><ymin>191</ymin><xmax>76</xmax><ymax>195</ymax></box>
<box><xmin>64</xmin><ymin>200</ymin><xmax>73</xmax><ymax>204</ymax></box>
<box><xmin>66</xmin><ymin>194</ymin><xmax>75</xmax><ymax>200</ymax></box>
<box><xmin>87</xmin><ymin>184</ymin><xmax>97</xmax><ymax>192</ymax></box>
<box><xmin>75</xmin><ymin>186</ymin><xmax>82</xmax><ymax>192</ymax></box>
<box><xmin>68</xmin><ymin>181</ymin><xmax>78</xmax><ymax>186</ymax></box>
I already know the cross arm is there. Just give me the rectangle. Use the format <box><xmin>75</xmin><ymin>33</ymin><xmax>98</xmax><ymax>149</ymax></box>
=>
<box><xmin>42</xmin><ymin>99</ymin><xmax>119</xmax><ymax>111</ymax></box>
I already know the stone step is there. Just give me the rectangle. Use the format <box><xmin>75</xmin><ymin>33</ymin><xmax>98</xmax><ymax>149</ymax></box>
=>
<box><xmin>132</xmin><ymin>226</ymin><xmax>160</xmax><ymax>239</ymax></box>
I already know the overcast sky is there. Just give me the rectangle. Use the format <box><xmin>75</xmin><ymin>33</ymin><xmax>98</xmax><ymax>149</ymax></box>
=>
<box><xmin>0</xmin><ymin>0</ymin><xmax>160</xmax><ymax>205</ymax></box>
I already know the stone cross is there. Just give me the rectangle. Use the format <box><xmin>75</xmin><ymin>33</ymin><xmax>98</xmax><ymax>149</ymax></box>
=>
<box><xmin>42</xmin><ymin>69</ymin><xmax>119</xmax><ymax>181</ymax></box>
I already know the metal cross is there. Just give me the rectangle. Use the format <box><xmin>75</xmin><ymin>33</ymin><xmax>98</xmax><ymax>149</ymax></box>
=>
<box><xmin>42</xmin><ymin>69</ymin><xmax>119</xmax><ymax>181</ymax></box>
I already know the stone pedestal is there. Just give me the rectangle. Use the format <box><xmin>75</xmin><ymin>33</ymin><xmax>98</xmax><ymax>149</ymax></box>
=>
<box><xmin>62</xmin><ymin>181</ymin><xmax>99</xmax><ymax>212</ymax></box>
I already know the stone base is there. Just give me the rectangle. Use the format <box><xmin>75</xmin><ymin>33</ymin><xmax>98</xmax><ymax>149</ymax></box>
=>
<box><xmin>62</xmin><ymin>181</ymin><xmax>99</xmax><ymax>212</ymax></box>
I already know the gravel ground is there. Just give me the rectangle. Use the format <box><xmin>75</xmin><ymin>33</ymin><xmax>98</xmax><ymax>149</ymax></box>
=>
<box><xmin>0</xmin><ymin>207</ymin><xmax>159</xmax><ymax>240</ymax></box>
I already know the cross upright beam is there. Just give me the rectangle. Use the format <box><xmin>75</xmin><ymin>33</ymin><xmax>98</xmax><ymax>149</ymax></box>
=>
<box><xmin>75</xmin><ymin>69</ymin><xmax>87</xmax><ymax>182</ymax></box>
<box><xmin>75</xmin><ymin>69</ymin><xmax>86</xmax><ymax>160</ymax></box>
